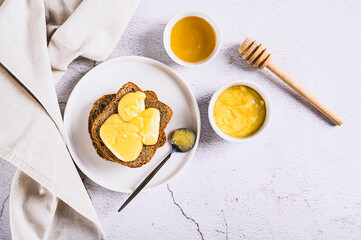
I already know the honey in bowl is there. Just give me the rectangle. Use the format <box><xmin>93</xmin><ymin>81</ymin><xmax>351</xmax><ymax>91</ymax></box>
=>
<box><xmin>170</xmin><ymin>16</ymin><xmax>216</xmax><ymax>63</ymax></box>
<box><xmin>213</xmin><ymin>85</ymin><xmax>266</xmax><ymax>138</ymax></box>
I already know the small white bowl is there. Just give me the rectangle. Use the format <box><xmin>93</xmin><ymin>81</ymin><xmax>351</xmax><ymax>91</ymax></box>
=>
<box><xmin>163</xmin><ymin>11</ymin><xmax>222</xmax><ymax>67</ymax></box>
<box><xmin>208</xmin><ymin>81</ymin><xmax>272</xmax><ymax>143</ymax></box>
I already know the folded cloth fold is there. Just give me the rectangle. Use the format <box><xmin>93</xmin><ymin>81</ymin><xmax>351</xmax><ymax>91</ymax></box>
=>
<box><xmin>10</xmin><ymin>171</ymin><xmax>104</xmax><ymax>240</ymax></box>
<box><xmin>0</xmin><ymin>0</ymin><xmax>140</xmax><ymax>238</ymax></box>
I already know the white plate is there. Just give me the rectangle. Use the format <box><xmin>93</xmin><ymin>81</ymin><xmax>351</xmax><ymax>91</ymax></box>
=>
<box><xmin>64</xmin><ymin>56</ymin><xmax>200</xmax><ymax>193</ymax></box>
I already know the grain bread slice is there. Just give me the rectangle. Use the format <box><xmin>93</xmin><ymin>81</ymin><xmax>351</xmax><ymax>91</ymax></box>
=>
<box><xmin>89</xmin><ymin>82</ymin><xmax>173</xmax><ymax>168</ymax></box>
<box><xmin>88</xmin><ymin>91</ymin><xmax>167</xmax><ymax>159</ymax></box>
<box><xmin>88</xmin><ymin>91</ymin><xmax>159</xmax><ymax>135</ymax></box>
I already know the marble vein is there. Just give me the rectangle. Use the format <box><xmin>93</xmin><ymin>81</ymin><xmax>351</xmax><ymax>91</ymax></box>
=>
<box><xmin>0</xmin><ymin>195</ymin><xmax>9</xmax><ymax>219</ymax></box>
<box><xmin>167</xmin><ymin>184</ymin><xmax>204</xmax><ymax>240</ymax></box>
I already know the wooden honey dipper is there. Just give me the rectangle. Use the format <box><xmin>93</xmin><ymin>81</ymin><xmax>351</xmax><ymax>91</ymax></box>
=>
<box><xmin>238</xmin><ymin>37</ymin><xmax>343</xmax><ymax>126</ymax></box>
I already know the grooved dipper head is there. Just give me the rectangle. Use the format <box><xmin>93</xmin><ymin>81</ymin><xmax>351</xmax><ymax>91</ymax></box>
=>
<box><xmin>238</xmin><ymin>37</ymin><xmax>272</xmax><ymax>70</ymax></box>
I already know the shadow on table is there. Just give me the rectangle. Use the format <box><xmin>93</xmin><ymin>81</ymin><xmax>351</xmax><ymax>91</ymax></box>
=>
<box><xmin>197</xmin><ymin>93</ymin><xmax>224</xmax><ymax>146</ymax></box>
<box><xmin>57</xmin><ymin>57</ymin><xmax>96</xmax><ymax>116</ymax></box>
<box><xmin>136</xmin><ymin>23</ymin><xmax>175</xmax><ymax>66</ymax></box>
<box><xmin>222</xmin><ymin>44</ymin><xmax>336</xmax><ymax>126</ymax></box>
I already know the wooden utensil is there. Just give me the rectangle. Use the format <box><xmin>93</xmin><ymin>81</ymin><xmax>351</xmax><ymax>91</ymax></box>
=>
<box><xmin>238</xmin><ymin>37</ymin><xmax>343</xmax><ymax>126</ymax></box>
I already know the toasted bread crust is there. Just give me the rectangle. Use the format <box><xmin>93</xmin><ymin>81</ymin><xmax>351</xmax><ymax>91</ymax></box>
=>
<box><xmin>88</xmin><ymin>90</ymin><xmax>159</xmax><ymax>136</ymax></box>
<box><xmin>88</xmin><ymin>92</ymin><xmax>167</xmax><ymax>159</ymax></box>
<box><xmin>89</xmin><ymin>83</ymin><xmax>172</xmax><ymax>168</ymax></box>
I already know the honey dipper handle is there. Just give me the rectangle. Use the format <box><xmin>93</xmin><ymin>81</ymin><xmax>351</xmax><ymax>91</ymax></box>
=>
<box><xmin>266</xmin><ymin>61</ymin><xmax>344</xmax><ymax>125</ymax></box>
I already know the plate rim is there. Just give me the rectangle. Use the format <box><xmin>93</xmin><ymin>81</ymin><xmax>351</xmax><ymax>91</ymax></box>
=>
<box><xmin>63</xmin><ymin>55</ymin><xmax>201</xmax><ymax>193</ymax></box>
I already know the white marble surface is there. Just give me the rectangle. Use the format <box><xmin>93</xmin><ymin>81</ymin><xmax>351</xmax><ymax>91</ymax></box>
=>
<box><xmin>1</xmin><ymin>0</ymin><xmax>361</xmax><ymax>239</ymax></box>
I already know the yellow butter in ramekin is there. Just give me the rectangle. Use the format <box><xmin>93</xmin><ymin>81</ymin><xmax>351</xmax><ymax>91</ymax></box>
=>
<box><xmin>213</xmin><ymin>85</ymin><xmax>266</xmax><ymax>138</ymax></box>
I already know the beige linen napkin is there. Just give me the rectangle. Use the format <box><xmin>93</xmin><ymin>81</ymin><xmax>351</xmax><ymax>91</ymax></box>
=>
<box><xmin>0</xmin><ymin>0</ymin><xmax>139</xmax><ymax>239</ymax></box>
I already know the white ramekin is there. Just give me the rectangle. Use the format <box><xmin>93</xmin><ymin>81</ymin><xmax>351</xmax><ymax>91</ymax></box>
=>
<box><xmin>163</xmin><ymin>11</ymin><xmax>222</xmax><ymax>67</ymax></box>
<box><xmin>208</xmin><ymin>81</ymin><xmax>272</xmax><ymax>143</ymax></box>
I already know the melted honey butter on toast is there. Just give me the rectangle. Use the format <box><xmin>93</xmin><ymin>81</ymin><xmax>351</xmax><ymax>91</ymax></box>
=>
<box><xmin>100</xmin><ymin>91</ymin><xmax>160</xmax><ymax>161</ymax></box>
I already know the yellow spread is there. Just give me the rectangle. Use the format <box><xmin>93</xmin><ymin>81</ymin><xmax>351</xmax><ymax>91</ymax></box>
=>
<box><xmin>172</xmin><ymin>129</ymin><xmax>196</xmax><ymax>151</ymax></box>
<box><xmin>170</xmin><ymin>16</ymin><xmax>216</xmax><ymax>63</ymax></box>
<box><xmin>118</xmin><ymin>92</ymin><xmax>146</xmax><ymax>121</ymax></box>
<box><xmin>130</xmin><ymin>108</ymin><xmax>160</xmax><ymax>145</ymax></box>
<box><xmin>213</xmin><ymin>85</ymin><xmax>266</xmax><ymax>138</ymax></box>
<box><xmin>100</xmin><ymin>91</ymin><xmax>160</xmax><ymax>162</ymax></box>
<box><xmin>100</xmin><ymin>115</ymin><xmax>143</xmax><ymax>161</ymax></box>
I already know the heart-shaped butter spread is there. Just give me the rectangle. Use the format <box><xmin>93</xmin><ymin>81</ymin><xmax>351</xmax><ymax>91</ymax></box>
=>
<box><xmin>100</xmin><ymin>91</ymin><xmax>160</xmax><ymax>162</ymax></box>
<box><xmin>131</xmin><ymin>108</ymin><xmax>160</xmax><ymax>145</ymax></box>
<box><xmin>118</xmin><ymin>92</ymin><xmax>146</xmax><ymax>122</ymax></box>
